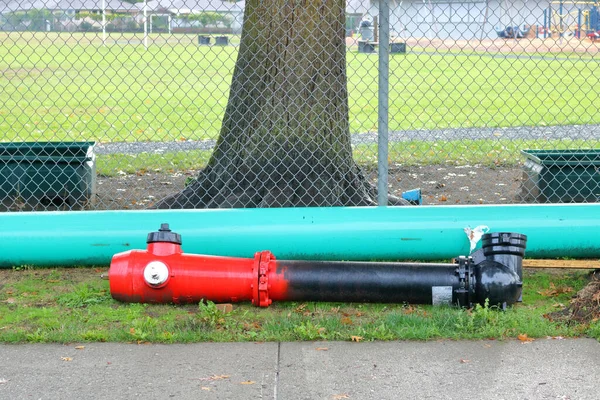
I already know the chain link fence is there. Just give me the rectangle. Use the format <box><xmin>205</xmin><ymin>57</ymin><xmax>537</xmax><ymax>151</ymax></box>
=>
<box><xmin>0</xmin><ymin>0</ymin><xmax>599</xmax><ymax>211</ymax></box>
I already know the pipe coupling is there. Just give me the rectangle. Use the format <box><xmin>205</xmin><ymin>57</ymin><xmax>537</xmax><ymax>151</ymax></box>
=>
<box><xmin>454</xmin><ymin>256</ymin><xmax>475</xmax><ymax>307</ymax></box>
<box><xmin>252</xmin><ymin>250</ymin><xmax>274</xmax><ymax>307</ymax></box>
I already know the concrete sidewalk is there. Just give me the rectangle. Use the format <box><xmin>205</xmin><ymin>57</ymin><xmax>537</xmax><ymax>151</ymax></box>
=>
<box><xmin>1</xmin><ymin>338</ymin><xmax>599</xmax><ymax>400</ymax></box>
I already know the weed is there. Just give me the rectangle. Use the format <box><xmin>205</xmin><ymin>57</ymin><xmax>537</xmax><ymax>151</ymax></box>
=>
<box><xmin>57</xmin><ymin>283</ymin><xmax>112</xmax><ymax>307</ymax></box>
<box><xmin>80</xmin><ymin>330</ymin><xmax>108</xmax><ymax>342</ymax></box>
<box><xmin>454</xmin><ymin>299</ymin><xmax>501</xmax><ymax>334</ymax></box>
<box><xmin>12</xmin><ymin>265</ymin><xmax>34</xmax><ymax>271</ymax></box>
<box><xmin>26</xmin><ymin>328</ymin><xmax>49</xmax><ymax>343</ymax></box>
<box><xmin>129</xmin><ymin>316</ymin><xmax>158</xmax><ymax>342</ymax></box>
<box><xmin>197</xmin><ymin>300</ymin><xmax>226</xmax><ymax>328</ymax></box>
<box><xmin>293</xmin><ymin>320</ymin><xmax>327</xmax><ymax>340</ymax></box>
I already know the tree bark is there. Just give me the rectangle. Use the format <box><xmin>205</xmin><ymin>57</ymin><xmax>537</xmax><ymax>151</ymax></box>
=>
<box><xmin>154</xmin><ymin>0</ymin><xmax>407</xmax><ymax>208</ymax></box>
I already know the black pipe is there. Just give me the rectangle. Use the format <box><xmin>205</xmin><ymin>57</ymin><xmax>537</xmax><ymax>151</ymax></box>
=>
<box><xmin>481</xmin><ymin>232</ymin><xmax>527</xmax><ymax>284</ymax></box>
<box><xmin>472</xmin><ymin>232</ymin><xmax>527</xmax><ymax>302</ymax></box>
<box><xmin>275</xmin><ymin>246</ymin><xmax>525</xmax><ymax>308</ymax></box>
<box><xmin>275</xmin><ymin>260</ymin><xmax>469</xmax><ymax>305</ymax></box>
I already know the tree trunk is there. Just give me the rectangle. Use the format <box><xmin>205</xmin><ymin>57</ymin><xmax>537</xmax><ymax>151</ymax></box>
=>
<box><xmin>154</xmin><ymin>0</ymin><xmax>406</xmax><ymax>209</ymax></box>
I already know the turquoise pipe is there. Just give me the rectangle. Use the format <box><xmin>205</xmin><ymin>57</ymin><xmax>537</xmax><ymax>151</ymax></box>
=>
<box><xmin>1</xmin><ymin>204</ymin><xmax>599</xmax><ymax>268</ymax></box>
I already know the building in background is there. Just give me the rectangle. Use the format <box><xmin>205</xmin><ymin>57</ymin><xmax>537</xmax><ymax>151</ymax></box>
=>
<box><xmin>1</xmin><ymin>0</ymin><xmax>597</xmax><ymax>39</ymax></box>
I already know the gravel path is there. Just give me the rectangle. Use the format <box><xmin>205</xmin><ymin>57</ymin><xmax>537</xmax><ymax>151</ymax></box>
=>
<box><xmin>94</xmin><ymin>124</ymin><xmax>600</xmax><ymax>155</ymax></box>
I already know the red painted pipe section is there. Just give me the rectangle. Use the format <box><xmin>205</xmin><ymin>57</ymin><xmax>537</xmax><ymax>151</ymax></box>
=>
<box><xmin>110</xmin><ymin>245</ymin><xmax>283</xmax><ymax>306</ymax></box>
<box><xmin>109</xmin><ymin>223</ymin><xmax>290</xmax><ymax>306</ymax></box>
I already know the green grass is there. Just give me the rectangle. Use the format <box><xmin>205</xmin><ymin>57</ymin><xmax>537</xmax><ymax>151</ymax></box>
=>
<box><xmin>1</xmin><ymin>31</ymin><xmax>599</xmax><ymax>145</ymax></box>
<box><xmin>357</xmin><ymin>138</ymin><xmax>600</xmax><ymax>168</ymax></box>
<box><xmin>93</xmin><ymin>138</ymin><xmax>600</xmax><ymax>176</ymax></box>
<box><xmin>0</xmin><ymin>267</ymin><xmax>596</xmax><ymax>343</ymax></box>
<box><xmin>97</xmin><ymin>149</ymin><xmax>213</xmax><ymax>176</ymax></box>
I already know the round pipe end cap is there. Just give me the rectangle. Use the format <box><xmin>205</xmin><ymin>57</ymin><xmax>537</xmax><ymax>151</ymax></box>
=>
<box><xmin>144</xmin><ymin>261</ymin><xmax>170</xmax><ymax>287</ymax></box>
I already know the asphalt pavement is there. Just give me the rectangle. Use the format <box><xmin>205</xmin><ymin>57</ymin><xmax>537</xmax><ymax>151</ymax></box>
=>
<box><xmin>94</xmin><ymin>124</ymin><xmax>600</xmax><ymax>155</ymax></box>
<box><xmin>1</xmin><ymin>338</ymin><xmax>599</xmax><ymax>400</ymax></box>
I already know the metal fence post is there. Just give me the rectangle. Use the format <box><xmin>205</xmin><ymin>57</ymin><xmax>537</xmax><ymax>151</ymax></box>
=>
<box><xmin>377</xmin><ymin>0</ymin><xmax>390</xmax><ymax>206</ymax></box>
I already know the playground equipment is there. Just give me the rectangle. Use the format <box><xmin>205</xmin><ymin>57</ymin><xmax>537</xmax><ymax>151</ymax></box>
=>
<box><xmin>496</xmin><ymin>25</ymin><xmax>531</xmax><ymax>39</ymax></box>
<box><xmin>109</xmin><ymin>224</ymin><xmax>526</xmax><ymax>307</ymax></box>
<box><xmin>542</xmin><ymin>2</ymin><xmax>600</xmax><ymax>39</ymax></box>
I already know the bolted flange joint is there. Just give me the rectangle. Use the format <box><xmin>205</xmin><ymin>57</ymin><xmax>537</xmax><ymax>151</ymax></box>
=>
<box><xmin>252</xmin><ymin>250</ymin><xmax>275</xmax><ymax>307</ymax></box>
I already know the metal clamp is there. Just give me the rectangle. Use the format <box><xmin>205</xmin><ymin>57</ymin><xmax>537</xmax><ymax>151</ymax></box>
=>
<box><xmin>454</xmin><ymin>256</ymin><xmax>474</xmax><ymax>307</ymax></box>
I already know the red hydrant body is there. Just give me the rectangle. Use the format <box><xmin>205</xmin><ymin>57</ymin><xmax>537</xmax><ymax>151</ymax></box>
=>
<box><xmin>109</xmin><ymin>224</ymin><xmax>285</xmax><ymax>306</ymax></box>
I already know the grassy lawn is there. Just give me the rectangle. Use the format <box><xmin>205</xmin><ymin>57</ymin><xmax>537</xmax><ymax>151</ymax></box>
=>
<box><xmin>95</xmin><ymin>138</ymin><xmax>600</xmax><ymax>176</ymax></box>
<box><xmin>0</xmin><ymin>267</ymin><xmax>596</xmax><ymax>343</ymax></box>
<box><xmin>1</xmin><ymin>31</ymin><xmax>599</xmax><ymax>145</ymax></box>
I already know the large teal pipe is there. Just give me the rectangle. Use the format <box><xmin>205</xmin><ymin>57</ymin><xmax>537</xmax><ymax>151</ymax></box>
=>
<box><xmin>0</xmin><ymin>204</ymin><xmax>599</xmax><ymax>268</ymax></box>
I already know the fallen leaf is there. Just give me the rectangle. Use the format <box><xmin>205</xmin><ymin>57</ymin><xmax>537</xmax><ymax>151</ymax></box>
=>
<box><xmin>332</xmin><ymin>394</ymin><xmax>350</xmax><ymax>399</ymax></box>
<box><xmin>459</xmin><ymin>359</ymin><xmax>470</xmax><ymax>363</ymax></box>
<box><xmin>295</xmin><ymin>304</ymin><xmax>307</xmax><ymax>313</ymax></box>
<box><xmin>350</xmin><ymin>336</ymin><xmax>363</xmax><ymax>342</ymax></box>
<box><xmin>215</xmin><ymin>304</ymin><xmax>233</xmax><ymax>313</ymax></box>
<box><xmin>341</xmin><ymin>317</ymin><xmax>353</xmax><ymax>325</ymax></box>
<box><xmin>538</xmin><ymin>283</ymin><xmax>573</xmax><ymax>297</ymax></box>
<box><xmin>316</xmin><ymin>347</ymin><xmax>329</xmax><ymax>351</ymax></box>
<box><xmin>440</xmin><ymin>195</ymin><xmax>448</xmax><ymax>201</ymax></box>
<box><xmin>5</xmin><ymin>298</ymin><xmax>15</xmax><ymax>304</ymax></box>
<box><xmin>403</xmin><ymin>306</ymin><xmax>416</xmax><ymax>315</ymax></box>
<box><xmin>198</xmin><ymin>375</ymin><xmax>230</xmax><ymax>381</ymax></box>
<box><xmin>240</xmin><ymin>381</ymin><xmax>255</xmax><ymax>385</ymax></box>
<box><xmin>61</xmin><ymin>357</ymin><xmax>73</xmax><ymax>361</ymax></box>
<box><xmin>129</xmin><ymin>328</ymin><xmax>135</xmax><ymax>334</ymax></box>
<box><xmin>517</xmin><ymin>334</ymin><xmax>534</xmax><ymax>343</ymax></box>
<box><xmin>75</xmin><ymin>346</ymin><xmax>85</xmax><ymax>350</ymax></box>
<box><xmin>243</xmin><ymin>322</ymin><xmax>261</xmax><ymax>330</ymax></box>
<box><xmin>201</xmin><ymin>387</ymin><xmax>211</xmax><ymax>391</ymax></box>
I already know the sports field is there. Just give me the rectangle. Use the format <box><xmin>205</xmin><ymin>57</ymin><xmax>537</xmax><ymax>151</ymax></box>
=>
<box><xmin>1</xmin><ymin>31</ymin><xmax>599</xmax><ymax>145</ymax></box>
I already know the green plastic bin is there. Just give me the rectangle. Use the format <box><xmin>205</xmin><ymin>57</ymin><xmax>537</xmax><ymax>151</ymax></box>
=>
<box><xmin>0</xmin><ymin>142</ymin><xmax>96</xmax><ymax>211</ymax></box>
<box><xmin>520</xmin><ymin>149</ymin><xmax>600</xmax><ymax>203</ymax></box>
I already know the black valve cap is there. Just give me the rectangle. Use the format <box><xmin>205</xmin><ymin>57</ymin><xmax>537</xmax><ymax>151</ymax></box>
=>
<box><xmin>147</xmin><ymin>223</ymin><xmax>182</xmax><ymax>245</ymax></box>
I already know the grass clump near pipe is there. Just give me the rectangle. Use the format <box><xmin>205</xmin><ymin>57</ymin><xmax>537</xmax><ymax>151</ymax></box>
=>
<box><xmin>0</xmin><ymin>267</ymin><xmax>596</xmax><ymax>343</ymax></box>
